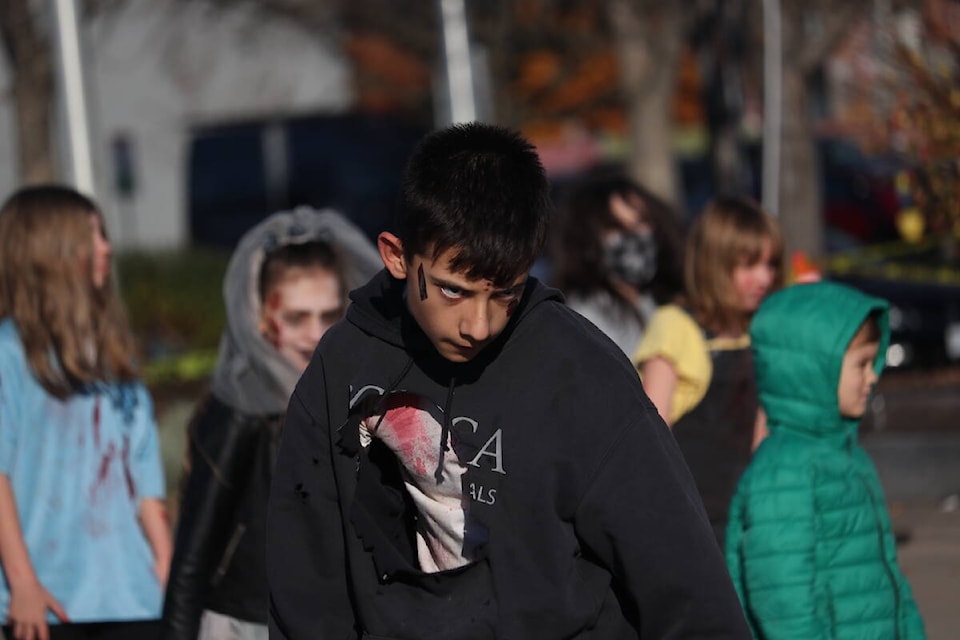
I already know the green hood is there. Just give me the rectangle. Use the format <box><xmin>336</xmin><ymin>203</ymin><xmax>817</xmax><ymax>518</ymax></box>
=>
<box><xmin>749</xmin><ymin>281</ymin><xmax>889</xmax><ymax>444</ymax></box>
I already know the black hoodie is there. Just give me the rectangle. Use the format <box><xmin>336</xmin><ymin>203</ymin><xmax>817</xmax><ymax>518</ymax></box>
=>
<box><xmin>267</xmin><ymin>270</ymin><xmax>750</xmax><ymax>640</ymax></box>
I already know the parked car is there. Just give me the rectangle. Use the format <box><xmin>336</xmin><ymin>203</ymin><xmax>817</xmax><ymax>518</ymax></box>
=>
<box><xmin>187</xmin><ymin>111</ymin><xmax>427</xmax><ymax>248</ymax></box>
<box><xmin>826</xmin><ymin>240</ymin><xmax>960</xmax><ymax>370</ymax></box>
<box><xmin>820</xmin><ymin>137</ymin><xmax>904</xmax><ymax>252</ymax></box>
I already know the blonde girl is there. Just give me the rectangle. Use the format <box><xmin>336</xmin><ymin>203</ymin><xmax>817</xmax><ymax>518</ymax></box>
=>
<box><xmin>0</xmin><ymin>186</ymin><xmax>170</xmax><ymax>640</ymax></box>
<box><xmin>634</xmin><ymin>196</ymin><xmax>782</xmax><ymax>546</ymax></box>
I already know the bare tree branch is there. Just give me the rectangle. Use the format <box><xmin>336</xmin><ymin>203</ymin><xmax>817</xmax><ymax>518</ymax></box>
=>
<box><xmin>798</xmin><ymin>0</ymin><xmax>868</xmax><ymax>76</ymax></box>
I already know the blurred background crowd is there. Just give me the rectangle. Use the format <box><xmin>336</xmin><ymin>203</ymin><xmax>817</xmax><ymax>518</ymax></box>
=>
<box><xmin>1</xmin><ymin>0</ymin><xmax>959</xmax><ymax>637</ymax></box>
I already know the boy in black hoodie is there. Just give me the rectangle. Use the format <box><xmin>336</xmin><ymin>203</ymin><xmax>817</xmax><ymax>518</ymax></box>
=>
<box><xmin>266</xmin><ymin>123</ymin><xmax>750</xmax><ymax>639</ymax></box>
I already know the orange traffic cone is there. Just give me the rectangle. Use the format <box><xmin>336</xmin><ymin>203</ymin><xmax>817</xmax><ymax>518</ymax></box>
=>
<box><xmin>791</xmin><ymin>250</ymin><xmax>821</xmax><ymax>284</ymax></box>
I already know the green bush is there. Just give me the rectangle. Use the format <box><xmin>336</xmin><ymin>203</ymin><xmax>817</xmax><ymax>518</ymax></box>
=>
<box><xmin>116</xmin><ymin>248</ymin><xmax>230</xmax><ymax>383</ymax></box>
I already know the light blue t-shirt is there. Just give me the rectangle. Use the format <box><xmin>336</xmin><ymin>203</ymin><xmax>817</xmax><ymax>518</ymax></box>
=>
<box><xmin>0</xmin><ymin>319</ymin><xmax>164</xmax><ymax>623</ymax></box>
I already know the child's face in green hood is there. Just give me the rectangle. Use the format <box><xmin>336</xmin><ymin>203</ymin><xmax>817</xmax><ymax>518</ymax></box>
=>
<box><xmin>837</xmin><ymin>322</ymin><xmax>880</xmax><ymax>419</ymax></box>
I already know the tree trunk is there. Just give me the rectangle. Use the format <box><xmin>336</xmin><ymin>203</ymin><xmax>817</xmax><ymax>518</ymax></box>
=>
<box><xmin>624</xmin><ymin>81</ymin><xmax>679</xmax><ymax>203</ymax></box>
<box><xmin>14</xmin><ymin>52</ymin><xmax>55</xmax><ymax>184</ymax></box>
<box><xmin>773</xmin><ymin>0</ymin><xmax>869</xmax><ymax>260</ymax></box>
<box><xmin>0</xmin><ymin>0</ymin><xmax>57</xmax><ymax>184</ymax></box>
<box><xmin>778</xmin><ymin>63</ymin><xmax>823</xmax><ymax>259</ymax></box>
<box><xmin>609</xmin><ymin>0</ymin><xmax>683</xmax><ymax>205</ymax></box>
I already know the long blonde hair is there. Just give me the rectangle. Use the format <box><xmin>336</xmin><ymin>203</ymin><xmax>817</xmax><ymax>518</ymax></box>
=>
<box><xmin>0</xmin><ymin>185</ymin><xmax>138</xmax><ymax>397</ymax></box>
<box><xmin>685</xmin><ymin>196</ymin><xmax>783</xmax><ymax>335</ymax></box>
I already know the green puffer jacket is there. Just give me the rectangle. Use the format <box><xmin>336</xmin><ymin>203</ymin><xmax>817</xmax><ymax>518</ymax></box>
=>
<box><xmin>725</xmin><ymin>282</ymin><xmax>926</xmax><ymax>640</ymax></box>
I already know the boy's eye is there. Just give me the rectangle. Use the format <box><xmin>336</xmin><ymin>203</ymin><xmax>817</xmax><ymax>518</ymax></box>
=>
<box><xmin>440</xmin><ymin>285</ymin><xmax>463</xmax><ymax>298</ymax></box>
<box><xmin>494</xmin><ymin>288</ymin><xmax>520</xmax><ymax>301</ymax></box>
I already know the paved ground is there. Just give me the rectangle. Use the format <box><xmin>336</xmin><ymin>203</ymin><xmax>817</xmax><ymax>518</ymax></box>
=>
<box><xmin>890</xmin><ymin>501</ymin><xmax>960</xmax><ymax>640</ymax></box>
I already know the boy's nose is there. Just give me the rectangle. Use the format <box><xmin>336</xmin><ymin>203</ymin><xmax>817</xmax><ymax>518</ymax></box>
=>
<box><xmin>460</xmin><ymin>304</ymin><xmax>491</xmax><ymax>343</ymax></box>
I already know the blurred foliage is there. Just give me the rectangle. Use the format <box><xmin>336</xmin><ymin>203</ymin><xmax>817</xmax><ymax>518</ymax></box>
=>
<box><xmin>880</xmin><ymin>36</ymin><xmax>960</xmax><ymax>245</ymax></box>
<box><xmin>143</xmin><ymin>349</ymin><xmax>220</xmax><ymax>386</ymax></box>
<box><xmin>116</xmin><ymin>248</ymin><xmax>229</xmax><ymax>375</ymax></box>
<box><xmin>847</xmin><ymin>6</ymin><xmax>960</xmax><ymax>246</ymax></box>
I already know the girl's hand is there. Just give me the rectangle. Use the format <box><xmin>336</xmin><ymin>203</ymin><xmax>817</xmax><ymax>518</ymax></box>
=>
<box><xmin>138</xmin><ymin>498</ymin><xmax>172</xmax><ymax>589</ymax></box>
<box><xmin>8</xmin><ymin>579</ymin><xmax>68</xmax><ymax>640</ymax></box>
<box><xmin>153</xmin><ymin>552</ymin><xmax>171</xmax><ymax>587</ymax></box>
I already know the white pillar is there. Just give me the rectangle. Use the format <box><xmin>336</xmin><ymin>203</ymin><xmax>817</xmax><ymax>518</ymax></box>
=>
<box><xmin>762</xmin><ymin>0</ymin><xmax>782</xmax><ymax>217</ymax></box>
<box><xmin>439</xmin><ymin>0</ymin><xmax>476</xmax><ymax>125</ymax></box>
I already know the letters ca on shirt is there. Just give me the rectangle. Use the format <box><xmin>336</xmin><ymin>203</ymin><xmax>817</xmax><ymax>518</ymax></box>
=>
<box><xmin>349</xmin><ymin>385</ymin><xmax>504</xmax><ymax>572</ymax></box>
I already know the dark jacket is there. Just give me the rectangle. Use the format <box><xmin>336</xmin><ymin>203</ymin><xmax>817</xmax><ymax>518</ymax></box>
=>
<box><xmin>161</xmin><ymin>395</ymin><xmax>280</xmax><ymax>638</ymax></box>
<box><xmin>267</xmin><ymin>270</ymin><xmax>751</xmax><ymax>640</ymax></box>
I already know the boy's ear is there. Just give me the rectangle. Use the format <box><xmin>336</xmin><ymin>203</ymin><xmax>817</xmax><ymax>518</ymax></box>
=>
<box><xmin>378</xmin><ymin>232</ymin><xmax>408</xmax><ymax>279</ymax></box>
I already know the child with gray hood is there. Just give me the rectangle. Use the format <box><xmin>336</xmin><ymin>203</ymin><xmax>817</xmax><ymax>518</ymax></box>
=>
<box><xmin>161</xmin><ymin>207</ymin><xmax>381</xmax><ymax>640</ymax></box>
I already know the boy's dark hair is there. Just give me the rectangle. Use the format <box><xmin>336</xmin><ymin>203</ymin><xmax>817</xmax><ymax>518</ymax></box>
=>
<box><xmin>397</xmin><ymin>122</ymin><xmax>551</xmax><ymax>286</ymax></box>
<box><xmin>850</xmin><ymin>313</ymin><xmax>882</xmax><ymax>348</ymax></box>
<box><xmin>259</xmin><ymin>240</ymin><xmax>343</xmax><ymax>302</ymax></box>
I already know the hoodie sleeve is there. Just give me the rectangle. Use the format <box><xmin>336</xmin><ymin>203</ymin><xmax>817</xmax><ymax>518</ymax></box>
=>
<box><xmin>573</xmin><ymin>409</ymin><xmax>752</xmax><ymax>638</ymax></box>
<box><xmin>267</xmin><ymin>361</ymin><xmax>356</xmax><ymax>640</ymax></box>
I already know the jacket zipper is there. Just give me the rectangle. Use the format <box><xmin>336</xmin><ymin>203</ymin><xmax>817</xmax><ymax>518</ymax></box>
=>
<box><xmin>211</xmin><ymin>523</ymin><xmax>247</xmax><ymax>586</ymax></box>
<box><xmin>857</xmin><ymin>470</ymin><xmax>901</xmax><ymax>640</ymax></box>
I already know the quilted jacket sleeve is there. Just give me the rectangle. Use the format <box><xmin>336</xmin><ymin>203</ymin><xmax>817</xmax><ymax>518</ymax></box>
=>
<box><xmin>896</xmin><ymin>574</ymin><xmax>927</xmax><ymax>639</ymax></box>
<box><xmin>725</xmin><ymin>487</ymin><xmax>756</xmax><ymax>638</ymax></box>
<box><xmin>893</xmin><ymin>547</ymin><xmax>928</xmax><ymax>640</ymax></box>
<box><xmin>732</xmin><ymin>458</ymin><xmax>830</xmax><ymax>640</ymax></box>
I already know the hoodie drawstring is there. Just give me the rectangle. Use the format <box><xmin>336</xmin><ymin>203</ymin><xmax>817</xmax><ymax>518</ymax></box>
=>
<box><xmin>361</xmin><ymin>356</ymin><xmax>456</xmax><ymax>486</ymax></box>
<box><xmin>368</xmin><ymin>358</ymin><xmax>416</xmax><ymax>437</ymax></box>
<box><xmin>435</xmin><ymin>376</ymin><xmax>456</xmax><ymax>485</ymax></box>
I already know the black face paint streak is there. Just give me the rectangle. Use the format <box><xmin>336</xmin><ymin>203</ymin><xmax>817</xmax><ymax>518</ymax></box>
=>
<box><xmin>418</xmin><ymin>263</ymin><xmax>428</xmax><ymax>300</ymax></box>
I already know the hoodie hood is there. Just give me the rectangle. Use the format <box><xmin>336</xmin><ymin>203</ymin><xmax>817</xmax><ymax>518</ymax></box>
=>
<box><xmin>749</xmin><ymin>281</ymin><xmax>889</xmax><ymax>443</ymax></box>
<box><xmin>211</xmin><ymin>206</ymin><xmax>382</xmax><ymax>415</ymax></box>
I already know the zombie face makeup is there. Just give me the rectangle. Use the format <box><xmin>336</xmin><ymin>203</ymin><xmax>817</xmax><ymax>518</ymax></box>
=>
<box><xmin>260</xmin><ymin>267</ymin><xmax>344</xmax><ymax>372</ymax></box>
<box><xmin>404</xmin><ymin>249</ymin><xmax>525</xmax><ymax>363</ymax></box>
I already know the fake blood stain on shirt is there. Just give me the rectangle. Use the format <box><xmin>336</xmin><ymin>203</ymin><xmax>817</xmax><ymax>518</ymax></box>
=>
<box><xmin>93</xmin><ymin>396</ymin><xmax>101</xmax><ymax>448</ymax></box>
<box><xmin>379</xmin><ymin>394</ymin><xmax>437</xmax><ymax>479</ymax></box>
<box><xmin>121</xmin><ymin>436</ymin><xmax>136</xmax><ymax>499</ymax></box>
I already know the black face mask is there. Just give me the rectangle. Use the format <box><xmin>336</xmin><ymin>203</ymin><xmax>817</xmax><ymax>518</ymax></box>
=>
<box><xmin>603</xmin><ymin>230</ymin><xmax>658</xmax><ymax>288</ymax></box>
